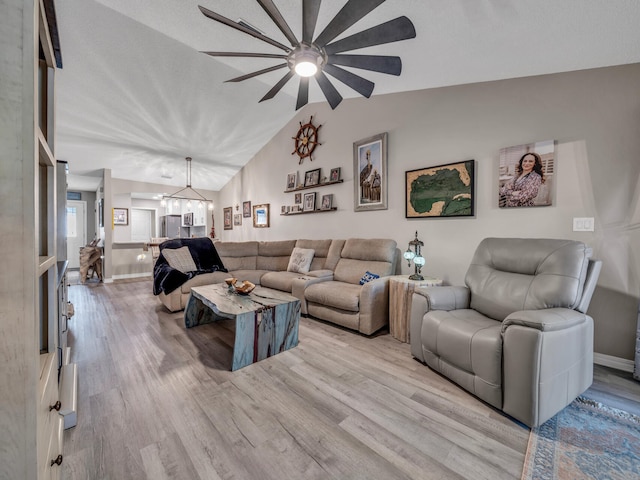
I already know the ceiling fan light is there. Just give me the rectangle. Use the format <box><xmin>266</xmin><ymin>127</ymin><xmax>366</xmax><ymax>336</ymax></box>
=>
<box><xmin>295</xmin><ymin>60</ymin><xmax>317</xmax><ymax>77</ymax></box>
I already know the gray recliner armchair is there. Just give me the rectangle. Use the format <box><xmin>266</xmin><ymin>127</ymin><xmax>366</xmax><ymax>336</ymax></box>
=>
<box><xmin>410</xmin><ymin>238</ymin><xmax>602</xmax><ymax>427</ymax></box>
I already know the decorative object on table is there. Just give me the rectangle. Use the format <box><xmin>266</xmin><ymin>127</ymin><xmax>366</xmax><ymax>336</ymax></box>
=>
<box><xmin>242</xmin><ymin>201</ymin><xmax>251</xmax><ymax>217</ymax></box>
<box><xmin>354</xmin><ymin>132</ymin><xmax>387</xmax><ymax>211</ymax></box>
<box><xmin>521</xmin><ymin>396</ymin><xmax>640</xmax><ymax>480</ymax></box>
<box><xmin>196</xmin><ymin>3</ymin><xmax>416</xmax><ymax>111</ymax></box>
<box><xmin>286</xmin><ymin>172</ymin><xmax>297</xmax><ymax>190</ymax></box>
<box><xmin>320</xmin><ymin>194</ymin><xmax>333</xmax><ymax>210</ymax></box>
<box><xmin>499</xmin><ymin>140</ymin><xmax>555</xmax><ymax>208</ymax></box>
<box><xmin>223</xmin><ymin>207</ymin><xmax>233</xmax><ymax>230</ymax></box>
<box><xmin>183</xmin><ymin>212</ymin><xmax>194</xmax><ymax>226</ymax></box>
<box><xmin>303</xmin><ymin>192</ymin><xmax>316</xmax><ymax>212</ymax></box>
<box><xmin>294</xmin><ymin>193</ymin><xmax>302</xmax><ymax>204</ymax></box>
<box><xmin>160</xmin><ymin>157</ymin><xmax>214</xmax><ymax>211</ymax></box>
<box><xmin>405</xmin><ymin>160</ymin><xmax>475</xmax><ymax>218</ymax></box>
<box><xmin>304</xmin><ymin>168</ymin><xmax>321</xmax><ymax>187</ymax></box>
<box><xmin>253</xmin><ymin>203</ymin><xmax>270</xmax><ymax>228</ymax></box>
<box><xmin>233</xmin><ymin>214</ymin><xmax>242</xmax><ymax>226</ymax></box>
<box><xmin>113</xmin><ymin>207</ymin><xmax>128</xmax><ymax>226</ymax></box>
<box><xmin>234</xmin><ymin>280</ymin><xmax>256</xmax><ymax>295</ymax></box>
<box><xmin>330</xmin><ymin>167</ymin><xmax>340</xmax><ymax>182</ymax></box>
<box><xmin>292</xmin><ymin>116</ymin><xmax>321</xmax><ymax>163</ymax></box>
<box><xmin>224</xmin><ymin>277</ymin><xmax>237</xmax><ymax>290</ymax></box>
<box><xmin>403</xmin><ymin>231</ymin><xmax>425</xmax><ymax>280</ymax></box>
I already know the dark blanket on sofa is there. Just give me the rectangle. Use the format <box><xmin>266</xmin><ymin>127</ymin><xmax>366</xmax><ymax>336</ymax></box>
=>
<box><xmin>153</xmin><ymin>237</ymin><xmax>227</xmax><ymax>295</ymax></box>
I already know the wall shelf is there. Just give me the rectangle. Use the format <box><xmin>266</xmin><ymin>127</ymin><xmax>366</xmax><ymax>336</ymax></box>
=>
<box><xmin>284</xmin><ymin>179</ymin><xmax>343</xmax><ymax>193</ymax></box>
<box><xmin>281</xmin><ymin>208</ymin><xmax>337</xmax><ymax>216</ymax></box>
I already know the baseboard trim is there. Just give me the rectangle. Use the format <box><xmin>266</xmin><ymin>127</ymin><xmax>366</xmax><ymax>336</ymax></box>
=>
<box><xmin>594</xmin><ymin>353</ymin><xmax>635</xmax><ymax>373</ymax></box>
<box><xmin>112</xmin><ymin>272</ymin><xmax>152</xmax><ymax>280</ymax></box>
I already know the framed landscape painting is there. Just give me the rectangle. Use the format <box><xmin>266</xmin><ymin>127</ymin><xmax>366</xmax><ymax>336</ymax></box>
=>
<box><xmin>353</xmin><ymin>132</ymin><xmax>387</xmax><ymax>211</ymax></box>
<box><xmin>405</xmin><ymin>160</ymin><xmax>475</xmax><ymax>218</ymax></box>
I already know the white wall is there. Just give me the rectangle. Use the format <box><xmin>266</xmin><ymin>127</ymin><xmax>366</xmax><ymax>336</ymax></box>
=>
<box><xmin>216</xmin><ymin>63</ymin><xmax>640</xmax><ymax>361</ymax></box>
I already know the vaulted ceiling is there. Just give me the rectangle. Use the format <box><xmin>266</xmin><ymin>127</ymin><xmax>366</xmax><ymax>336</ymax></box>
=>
<box><xmin>55</xmin><ymin>0</ymin><xmax>640</xmax><ymax>192</ymax></box>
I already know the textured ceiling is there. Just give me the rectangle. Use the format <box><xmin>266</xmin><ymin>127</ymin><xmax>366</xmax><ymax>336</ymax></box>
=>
<box><xmin>55</xmin><ymin>0</ymin><xmax>640</xmax><ymax>192</ymax></box>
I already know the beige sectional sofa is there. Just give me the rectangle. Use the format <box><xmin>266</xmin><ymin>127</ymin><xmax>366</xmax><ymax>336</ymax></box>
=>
<box><xmin>156</xmin><ymin>237</ymin><xmax>399</xmax><ymax>335</ymax></box>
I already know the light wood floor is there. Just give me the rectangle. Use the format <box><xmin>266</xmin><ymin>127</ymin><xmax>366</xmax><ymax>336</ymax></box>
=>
<box><xmin>61</xmin><ymin>277</ymin><xmax>640</xmax><ymax>480</ymax></box>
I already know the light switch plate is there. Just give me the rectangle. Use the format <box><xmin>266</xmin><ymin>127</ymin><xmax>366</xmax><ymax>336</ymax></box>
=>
<box><xmin>573</xmin><ymin>217</ymin><xmax>594</xmax><ymax>232</ymax></box>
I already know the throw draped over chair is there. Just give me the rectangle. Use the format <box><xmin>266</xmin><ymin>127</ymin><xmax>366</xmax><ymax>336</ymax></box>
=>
<box><xmin>410</xmin><ymin>238</ymin><xmax>602</xmax><ymax>427</ymax></box>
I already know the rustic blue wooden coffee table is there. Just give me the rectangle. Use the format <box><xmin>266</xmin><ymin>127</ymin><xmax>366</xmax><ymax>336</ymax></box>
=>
<box><xmin>184</xmin><ymin>283</ymin><xmax>300</xmax><ymax>370</ymax></box>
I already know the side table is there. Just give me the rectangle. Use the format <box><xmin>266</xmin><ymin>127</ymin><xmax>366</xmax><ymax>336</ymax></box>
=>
<box><xmin>389</xmin><ymin>275</ymin><xmax>443</xmax><ymax>343</ymax></box>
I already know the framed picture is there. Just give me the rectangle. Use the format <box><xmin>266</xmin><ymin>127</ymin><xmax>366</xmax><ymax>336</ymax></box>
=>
<box><xmin>354</xmin><ymin>132</ymin><xmax>387</xmax><ymax>211</ymax></box>
<box><xmin>286</xmin><ymin>172</ymin><xmax>297</xmax><ymax>191</ymax></box>
<box><xmin>253</xmin><ymin>203</ymin><xmax>270</xmax><ymax>228</ymax></box>
<box><xmin>294</xmin><ymin>193</ymin><xmax>302</xmax><ymax>204</ymax></box>
<box><xmin>233</xmin><ymin>214</ymin><xmax>242</xmax><ymax>226</ymax></box>
<box><xmin>304</xmin><ymin>168</ymin><xmax>321</xmax><ymax>187</ymax></box>
<box><xmin>223</xmin><ymin>207</ymin><xmax>233</xmax><ymax>230</ymax></box>
<box><xmin>290</xmin><ymin>205</ymin><xmax>300</xmax><ymax>213</ymax></box>
<box><xmin>113</xmin><ymin>207</ymin><xmax>128</xmax><ymax>226</ymax></box>
<box><xmin>405</xmin><ymin>160</ymin><xmax>475</xmax><ymax>218</ymax></box>
<box><xmin>321</xmin><ymin>194</ymin><xmax>333</xmax><ymax>210</ymax></box>
<box><xmin>183</xmin><ymin>212</ymin><xmax>194</xmax><ymax>226</ymax></box>
<box><xmin>242</xmin><ymin>201</ymin><xmax>251</xmax><ymax>217</ymax></box>
<box><xmin>303</xmin><ymin>192</ymin><xmax>316</xmax><ymax>212</ymax></box>
<box><xmin>330</xmin><ymin>167</ymin><xmax>341</xmax><ymax>182</ymax></box>
<box><xmin>499</xmin><ymin>140</ymin><xmax>555</xmax><ymax>208</ymax></box>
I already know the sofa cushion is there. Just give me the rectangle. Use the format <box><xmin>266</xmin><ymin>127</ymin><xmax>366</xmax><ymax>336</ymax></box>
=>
<box><xmin>359</xmin><ymin>271</ymin><xmax>380</xmax><ymax>285</ymax></box>
<box><xmin>261</xmin><ymin>271</ymin><xmax>301</xmax><ymax>292</ymax></box>
<box><xmin>305</xmin><ymin>281</ymin><xmax>361</xmax><ymax>312</ymax></box>
<box><xmin>256</xmin><ymin>240</ymin><xmax>297</xmax><ymax>271</ymax></box>
<box><xmin>333</xmin><ymin>238</ymin><xmax>397</xmax><ymax>284</ymax></box>
<box><xmin>163</xmin><ymin>246</ymin><xmax>197</xmax><ymax>273</ymax></box>
<box><xmin>287</xmin><ymin>247</ymin><xmax>315</xmax><ymax>274</ymax></box>
<box><xmin>216</xmin><ymin>241</ymin><xmax>258</xmax><ymax>271</ymax></box>
<box><xmin>295</xmin><ymin>239</ymin><xmax>333</xmax><ymax>271</ymax></box>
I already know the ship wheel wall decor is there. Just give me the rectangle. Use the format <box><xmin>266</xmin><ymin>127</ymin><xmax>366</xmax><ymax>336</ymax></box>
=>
<box><xmin>292</xmin><ymin>116</ymin><xmax>321</xmax><ymax>164</ymax></box>
<box><xmin>197</xmin><ymin>0</ymin><xmax>416</xmax><ymax>110</ymax></box>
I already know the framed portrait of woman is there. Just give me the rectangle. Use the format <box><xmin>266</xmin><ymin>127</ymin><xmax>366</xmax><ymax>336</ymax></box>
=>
<box><xmin>498</xmin><ymin>140</ymin><xmax>555</xmax><ymax>208</ymax></box>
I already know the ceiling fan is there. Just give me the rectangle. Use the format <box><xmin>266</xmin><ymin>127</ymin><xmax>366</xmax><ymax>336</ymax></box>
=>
<box><xmin>198</xmin><ymin>0</ymin><xmax>416</xmax><ymax>110</ymax></box>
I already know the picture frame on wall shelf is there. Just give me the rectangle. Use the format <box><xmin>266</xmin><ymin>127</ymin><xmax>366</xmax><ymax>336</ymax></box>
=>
<box><xmin>405</xmin><ymin>159</ymin><xmax>475</xmax><ymax>218</ymax></box>
<box><xmin>354</xmin><ymin>132</ymin><xmax>387</xmax><ymax>212</ymax></box>
<box><xmin>223</xmin><ymin>207</ymin><xmax>233</xmax><ymax>230</ymax></box>
<box><xmin>294</xmin><ymin>193</ymin><xmax>302</xmax><ymax>204</ymax></box>
<box><xmin>253</xmin><ymin>204</ymin><xmax>270</xmax><ymax>228</ymax></box>
<box><xmin>321</xmin><ymin>194</ymin><xmax>333</xmax><ymax>210</ymax></box>
<box><xmin>290</xmin><ymin>205</ymin><xmax>300</xmax><ymax>213</ymax></box>
<box><xmin>233</xmin><ymin>214</ymin><xmax>242</xmax><ymax>226</ymax></box>
<box><xmin>304</xmin><ymin>168</ymin><xmax>321</xmax><ymax>187</ymax></box>
<box><xmin>113</xmin><ymin>207</ymin><xmax>128</xmax><ymax>226</ymax></box>
<box><xmin>330</xmin><ymin>167</ymin><xmax>340</xmax><ymax>182</ymax></box>
<box><xmin>303</xmin><ymin>192</ymin><xmax>316</xmax><ymax>211</ymax></box>
<box><xmin>286</xmin><ymin>172</ymin><xmax>297</xmax><ymax>191</ymax></box>
<box><xmin>243</xmin><ymin>201</ymin><xmax>251</xmax><ymax>217</ymax></box>
<box><xmin>498</xmin><ymin>140</ymin><xmax>555</xmax><ymax>208</ymax></box>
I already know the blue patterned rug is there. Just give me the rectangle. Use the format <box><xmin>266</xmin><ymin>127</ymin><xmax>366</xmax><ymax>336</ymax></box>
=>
<box><xmin>521</xmin><ymin>396</ymin><xmax>640</xmax><ymax>479</ymax></box>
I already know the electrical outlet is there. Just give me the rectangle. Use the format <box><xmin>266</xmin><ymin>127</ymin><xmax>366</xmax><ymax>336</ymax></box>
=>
<box><xmin>573</xmin><ymin>217</ymin><xmax>594</xmax><ymax>232</ymax></box>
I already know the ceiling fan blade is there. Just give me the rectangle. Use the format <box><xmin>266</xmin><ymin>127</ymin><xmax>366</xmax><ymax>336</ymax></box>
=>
<box><xmin>257</xmin><ymin>0</ymin><xmax>299</xmax><ymax>47</ymax></box>
<box><xmin>296</xmin><ymin>77</ymin><xmax>309</xmax><ymax>110</ymax></box>
<box><xmin>324</xmin><ymin>16</ymin><xmax>416</xmax><ymax>55</ymax></box>
<box><xmin>225</xmin><ymin>63</ymin><xmax>288</xmax><ymax>83</ymax></box>
<box><xmin>202</xmin><ymin>51</ymin><xmax>287</xmax><ymax>59</ymax></box>
<box><xmin>198</xmin><ymin>5</ymin><xmax>291</xmax><ymax>52</ymax></box>
<box><xmin>302</xmin><ymin>0</ymin><xmax>322</xmax><ymax>44</ymax></box>
<box><xmin>323</xmin><ymin>64</ymin><xmax>374</xmax><ymax>98</ymax></box>
<box><xmin>315</xmin><ymin>72</ymin><xmax>343</xmax><ymax>110</ymax></box>
<box><xmin>314</xmin><ymin>0</ymin><xmax>386</xmax><ymax>48</ymax></box>
<box><xmin>328</xmin><ymin>54</ymin><xmax>402</xmax><ymax>76</ymax></box>
<box><xmin>259</xmin><ymin>70</ymin><xmax>295</xmax><ymax>102</ymax></box>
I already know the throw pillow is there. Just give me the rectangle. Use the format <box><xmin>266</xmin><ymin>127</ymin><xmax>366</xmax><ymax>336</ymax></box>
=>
<box><xmin>287</xmin><ymin>247</ymin><xmax>315</xmax><ymax>274</ymax></box>
<box><xmin>359</xmin><ymin>271</ymin><xmax>380</xmax><ymax>285</ymax></box>
<box><xmin>163</xmin><ymin>246</ymin><xmax>197</xmax><ymax>273</ymax></box>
